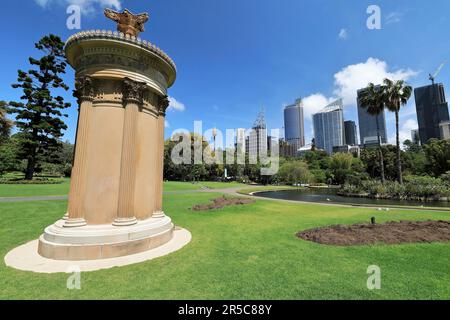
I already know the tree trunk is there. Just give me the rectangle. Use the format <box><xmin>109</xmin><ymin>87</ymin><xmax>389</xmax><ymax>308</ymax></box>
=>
<box><xmin>376</xmin><ymin>115</ymin><xmax>385</xmax><ymax>183</ymax></box>
<box><xmin>395</xmin><ymin>110</ymin><xmax>403</xmax><ymax>184</ymax></box>
<box><xmin>25</xmin><ymin>151</ymin><xmax>36</xmax><ymax>180</ymax></box>
<box><xmin>25</xmin><ymin>127</ymin><xmax>39</xmax><ymax>181</ymax></box>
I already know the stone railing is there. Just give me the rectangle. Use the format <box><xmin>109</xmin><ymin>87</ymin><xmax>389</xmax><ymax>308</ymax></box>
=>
<box><xmin>65</xmin><ymin>30</ymin><xmax>177</xmax><ymax>72</ymax></box>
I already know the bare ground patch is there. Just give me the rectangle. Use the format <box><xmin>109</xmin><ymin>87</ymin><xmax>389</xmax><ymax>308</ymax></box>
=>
<box><xmin>192</xmin><ymin>196</ymin><xmax>255</xmax><ymax>211</ymax></box>
<box><xmin>297</xmin><ymin>220</ymin><xmax>450</xmax><ymax>246</ymax></box>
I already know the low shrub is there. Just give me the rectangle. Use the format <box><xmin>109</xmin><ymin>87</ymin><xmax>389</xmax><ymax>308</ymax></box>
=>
<box><xmin>0</xmin><ymin>177</ymin><xmax>64</xmax><ymax>185</ymax></box>
<box><xmin>340</xmin><ymin>175</ymin><xmax>450</xmax><ymax>200</ymax></box>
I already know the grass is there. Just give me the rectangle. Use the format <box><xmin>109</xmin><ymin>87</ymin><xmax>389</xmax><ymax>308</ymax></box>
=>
<box><xmin>1</xmin><ymin>183</ymin><xmax>450</xmax><ymax>299</ymax></box>
<box><xmin>0</xmin><ymin>179</ymin><xmax>71</xmax><ymax>198</ymax></box>
<box><xmin>0</xmin><ymin>180</ymin><xmax>245</xmax><ymax>197</ymax></box>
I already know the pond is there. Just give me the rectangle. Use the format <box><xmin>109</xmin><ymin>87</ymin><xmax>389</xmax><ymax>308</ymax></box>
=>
<box><xmin>254</xmin><ymin>188</ymin><xmax>450</xmax><ymax>208</ymax></box>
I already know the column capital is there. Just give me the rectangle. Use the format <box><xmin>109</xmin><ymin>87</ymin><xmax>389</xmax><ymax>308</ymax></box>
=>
<box><xmin>74</xmin><ymin>76</ymin><xmax>95</xmax><ymax>103</ymax></box>
<box><xmin>122</xmin><ymin>78</ymin><xmax>147</xmax><ymax>105</ymax></box>
<box><xmin>157</xmin><ymin>95</ymin><xmax>170</xmax><ymax>116</ymax></box>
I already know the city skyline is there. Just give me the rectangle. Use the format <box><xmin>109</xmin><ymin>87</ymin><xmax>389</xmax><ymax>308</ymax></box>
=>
<box><xmin>1</xmin><ymin>0</ymin><xmax>450</xmax><ymax>148</ymax></box>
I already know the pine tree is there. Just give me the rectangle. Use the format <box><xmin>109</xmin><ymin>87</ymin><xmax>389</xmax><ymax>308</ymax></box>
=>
<box><xmin>0</xmin><ymin>101</ymin><xmax>13</xmax><ymax>144</ymax></box>
<box><xmin>8</xmin><ymin>34</ymin><xmax>71</xmax><ymax>180</ymax></box>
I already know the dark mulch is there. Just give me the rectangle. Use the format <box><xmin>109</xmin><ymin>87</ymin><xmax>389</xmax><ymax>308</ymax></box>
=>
<box><xmin>297</xmin><ymin>220</ymin><xmax>450</xmax><ymax>246</ymax></box>
<box><xmin>192</xmin><ymin>197</ymin><xmax>255</xmax><ymax>211</ymax></box>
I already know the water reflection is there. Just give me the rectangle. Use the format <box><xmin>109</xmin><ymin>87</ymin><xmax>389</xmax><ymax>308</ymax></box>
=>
<box><xmin>255</xmin><ymin>188</ymin><xmax>450</xmax><ymax>208</ymax></box>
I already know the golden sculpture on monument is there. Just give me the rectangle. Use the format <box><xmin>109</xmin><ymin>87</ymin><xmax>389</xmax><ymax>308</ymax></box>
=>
<box><xmin>104</xmin><ymin>8</ymin><xmax>149</xmax><ymax>37</ymax></box>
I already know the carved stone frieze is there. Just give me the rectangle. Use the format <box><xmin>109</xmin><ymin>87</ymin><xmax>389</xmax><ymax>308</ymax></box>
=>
<box><xmin>122</xmin><ymin>78</ymin><xmax>147</xmax><ymax>104</ymax></box>
<box><xmin>74</xmin><ymin>76</ymin><xmax>95</xmax><ymax>103</ymax></box>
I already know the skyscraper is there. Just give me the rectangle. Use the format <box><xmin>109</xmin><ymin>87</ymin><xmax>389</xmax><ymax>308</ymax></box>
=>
<box><xmin>284</xmin><ymin>98</ymin><xmax>305</xmax><ymax>151</ymax></box>
<box><xmin>439</xmin><ymin>121</ymin><xmax>450</xmax><ymax>140</ymax></box>
<box><xmin>411</xmin><ymin>129</ymin><xmax>421</xmax><ymax>145</ymax></box>
<box><xmin>236</xmin><ymin>128</ymin><xmax>246</xmax><ymax>153</ymax></box>
<box><xmin>312</xmin><ymin>99</ymin><xmax>345</xmax><ymax>154</ymax></box>
<box><xmin>414</xmin><ymin>83</ymin><xmax>449</xmax><ymax>143</ymax></box>
<box><xmin>344</xmin><ymin>120</ymin><xmax>358</xmax><ymax>146</ymax></box>
<box><xmin>357</xmin><ymin>87</ymin><xmax>388</xmax><ymax>146</ymax></box>
<box><xmin>248</xmin><ymin>109</ymin><xmax>268</xmax><ymax>161</ymax></box>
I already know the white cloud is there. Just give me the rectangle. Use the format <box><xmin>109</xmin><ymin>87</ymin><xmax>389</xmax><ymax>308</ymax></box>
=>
<box><xmin>333</xmin><ymin>57</ymin><xmax>418</xmax><ymax>106</ymax></box>
<box><xmin>338</xmin><ymin>28</ymin><xmax>348</xmax><ymax>40</ymax></box>
<box><xmin>386</xmin><ymin>12</ymin><xmax>403</xmax><ymax>25</ymax></box>
<box><xmin>302</xmin><ymin>93</ymin><xmax>335</xmax><ymax>120</ymax></box>
<box><xmin>34</xmin><ymin>0</ymin><xmax>121</xmax><ymax>14</ymax></box>
<box><xmin>35</xmin><ymin>0</ymin><xmax>50</xmax><ymax>7</ymax></box>
<box><xmin>168</xmin><ymin>96</ymin><xmax>186</xmax><ymax>112</ymax></box>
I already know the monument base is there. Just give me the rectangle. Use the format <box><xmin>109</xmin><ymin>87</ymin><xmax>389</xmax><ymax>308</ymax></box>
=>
<box><xmin>38</xmin><ymin>216</ymin><xmax>174</xmax><ymax>260</ymax></box>
<box><xmin>5</xmin><ymin>227</ymin><xmax>191</xmax><ymax>273</ymax></box>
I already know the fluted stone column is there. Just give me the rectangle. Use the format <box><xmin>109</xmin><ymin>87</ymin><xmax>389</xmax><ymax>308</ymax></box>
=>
<box><xmin>114</xmin><ymin>78</ymin><xmax>146</xmax><ymax>226</ymax></box>
<box><xmin>37</xmin><ymin>27</ymin><xmax>178</xmax><ymax>261</ymax></box>
<box><xmin>65</xmin><ymin>76</ymin><xmax>94</xmax><ymax>228</ymax></box>
<box><xmin>153</xmin><ymin>96</ymin><xmax>169</xmax><ymax>218</ymax></box>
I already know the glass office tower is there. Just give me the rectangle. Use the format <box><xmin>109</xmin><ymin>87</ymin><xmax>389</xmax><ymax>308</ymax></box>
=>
<box><xmin>313</xmin><ymin>99</ymin><xmax>345</xmax><ymax>154</ymax></box>
<box><xmin>357</xmin><ymin>87</ymin><xmax>388</xmax><ymax>146</ymax></box>
<box><xmin>284</xmin><ymin>98</ymin><xmax>305</xmax><ymax>151</ymax></box>
<box><xmin>344</xmin><ymin>120</ymin><xmax>358</xmax><ymax>146</ymax></box>
<box><xmin>414</xmin><ymin>83</ymin><xmax>449</xmax><ymax>143</ymax></box>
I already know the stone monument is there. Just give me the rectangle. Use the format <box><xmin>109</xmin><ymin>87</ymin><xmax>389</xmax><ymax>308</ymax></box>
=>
<box><xmin>38</xmin><ymin>8</ymin><xmax>177</xmax><ymax>260</ymax></box>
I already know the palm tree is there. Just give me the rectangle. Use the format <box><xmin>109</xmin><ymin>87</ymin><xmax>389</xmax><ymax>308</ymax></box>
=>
<box><xmin>358</xmin><ymin>83</ymin><xmax>386</xmax><ymax>183</ymax></box>
<box><xmin>383</xmin><ymin>79</ymin><xmax>412</xmax><ymax>184</ymax></box>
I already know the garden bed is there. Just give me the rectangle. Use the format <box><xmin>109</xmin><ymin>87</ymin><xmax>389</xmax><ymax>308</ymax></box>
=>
<box><xmin>297</xmin><ymin>220</ymin><xmax>450</xmax><ymax>246</ymax></box>
<box><xmin>192</xmin><ymin>196</ymin><xmax>255</xmax><ymax>211</ymax></box>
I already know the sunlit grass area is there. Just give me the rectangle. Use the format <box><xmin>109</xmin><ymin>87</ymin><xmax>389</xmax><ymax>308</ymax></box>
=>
<box><xmin>1</xmin><ymin>182</ymin><xmax>449</xmax><ymax>299</ymax></box>
<box><xmin>0</xmin><ymin>180</ymin><xmax>246</xmax><ymax>198</ymax></box>
<box><xmin>0</xmin><ymin>179</ymin><xmax>71</xmax><ymax>198</ymax></box>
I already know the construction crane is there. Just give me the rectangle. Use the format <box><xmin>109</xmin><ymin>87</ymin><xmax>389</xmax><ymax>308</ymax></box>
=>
<box><xmin>429</xmin><ymin>61</ymin><xmax>447</xmax><ymax>85</ymax></box>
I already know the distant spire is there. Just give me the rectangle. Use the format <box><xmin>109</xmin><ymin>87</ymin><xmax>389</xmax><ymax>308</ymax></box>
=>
<box><xmin>253</xmin><ymin>106</ymin><xmax>266</xmax><ymax>129</ymax></box>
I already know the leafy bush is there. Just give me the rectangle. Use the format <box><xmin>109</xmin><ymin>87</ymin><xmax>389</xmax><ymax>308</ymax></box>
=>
<box><xmin>341</xmin><ymin>176</ymin><xmax>450</xmax><ymax>200</ymax></box>
<box><xmin>277</xmin><ymin>161</ymin><xmax>314</xmax><ymax>185</ymax></box>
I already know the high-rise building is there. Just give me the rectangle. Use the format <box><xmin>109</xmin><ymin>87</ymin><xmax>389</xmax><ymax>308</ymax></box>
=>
<box><xmin>357</xmin><ymin>87</ymin><xmax>388</xmax><ymax>146</ymax></box>
<box><xmin>236</xmin><ymin>128</ymin><xmax>246</xmax><ymax>153</ymax></box>
<box><xmin>439</xmin><ymin>120</ymin><xmax>450</xmax><ymax>140</ymax></box>
<box><xmin>248</xmin><ymin>109</ymin><xmax>268</xmax><ymax>161</ymax></box>
<box><xmin>312</xmin><ymin>99</ymin><xmax>345</xmax><ymax>154</ymax></box>
<box><xmin>344</xmin><ymin>120</ymin><xmax>358</xmax><ymax>146</ymax></box>
<box><xmin>279</xmin><ymin>139</ymin><xmax>296</xmax><ymax>157</ymax></box>
<box><xmin>414</xmin><ymin>83</ymin><xmax>449</xmax><ymax>143</ymax></box>
<box><xmin>284</xmin><ymin>98</ymin><xmax>305</xmax><ymax>151</ymax></box>
<box><xmin>411</xmin><ymin>129</ymin><xmax>421</xmax><ymax>145</ymax></box>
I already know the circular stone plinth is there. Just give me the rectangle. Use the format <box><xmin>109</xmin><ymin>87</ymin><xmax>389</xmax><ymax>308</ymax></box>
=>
<box><xmin>4</xmin><ymin>227</ymin><xmax>191</xmax><ymax>273</ymax></box>
<box><xmin>38</xmin><ymin>216</ymin><xmax>175</xmax><ymax>260</ymax></box>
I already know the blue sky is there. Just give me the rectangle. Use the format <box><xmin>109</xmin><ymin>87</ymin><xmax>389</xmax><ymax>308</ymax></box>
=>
<box><xmin>1</xmin><ymin>0</ymin><xmax>450</xmax><ymax>146</ymax></box>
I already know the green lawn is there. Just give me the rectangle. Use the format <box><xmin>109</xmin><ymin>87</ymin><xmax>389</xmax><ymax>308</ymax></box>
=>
<box><xmin>0</xmin><ymin>179</ymin><xmax>71</xmax><ymax>198</ymax></box>
<box><xmin>1</xmin><ymin>184</ymin><xmax>450</xmax><ymax>299</ymax></box>
<box><xmin>0</xmin><ymin>180</ymin><xmax>246</xmax><ymax>197</ymax></box>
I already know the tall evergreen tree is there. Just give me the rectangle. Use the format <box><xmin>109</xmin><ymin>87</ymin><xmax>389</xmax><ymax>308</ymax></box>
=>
<box><xmin>0</xmin><ymin>101</ymin><xmax>13</xmax><ymax>144</ymax></box>
<box><xmin>8</xmin><ymin>35</ymin><xmax>70</xmax><ymax>180</ymax></box>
